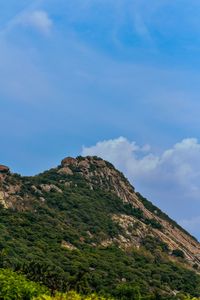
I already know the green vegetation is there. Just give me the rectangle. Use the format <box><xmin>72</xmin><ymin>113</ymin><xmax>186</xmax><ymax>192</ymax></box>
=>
<box><xmin>0</xmin><ymin>269</ymin><xmax>113</xmax><ymax>299</ymax></box>
<box><xmin>141</xmin><ymin>235</ymin><xmax>169</xmax><ymax>253</ymax></box>
<box><xmin>172</xmin><ymin>249</ymin><xmax>185</xmax><ymax>259</ymax></box>
<box><xmin>136</xmin><ymin>193</ymin><xmax>198</xmax><ymax>241</ymax></box>
<box><xmin>34</xmin><ymin>291</ymin><xmax>114</xmax><ymax>300</ymax></box>
<box><xmin>0</xmin><ymin>163</ymin><xmax>199</xmax><ymax>299</ymax></box>
<box><xmin>0</xmin><ymin>269</ymin><xmax>47</xmax><ymax>299</ymax></box>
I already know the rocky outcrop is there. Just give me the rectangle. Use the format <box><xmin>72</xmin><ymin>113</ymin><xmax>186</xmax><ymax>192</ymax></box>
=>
<box><xmin>40</xmin><ymin>184</ymin><xmax>63</xmax><ymax>194</ymax></box>
<box><xmin>58</xmin><ymin>167</ymin><xmax>73</xmax><ymax>176</ymax></box>
<box><xmin>0</xmin><ymin>165</ymin><xmax>10</xmax><ymax>174</ymax></box>
<box><xmin>61</xmin><ymin>157</ymin><xmax>77</xmax><ymax>167</ymax></box>
<box><xmin>1</xmin><ymin>155</ymin><xmax>200</xmax><ymax>267</ymax></box>
<box><xmin>61</xmin><ymin>240</ymin><xmax>77</xmax><ymax>251</ymax></box>
<box><xmin>56</xmin><ymin>156</ymin><xmax>200</xmax><ymax>266</ymax></box>
<box><xmin>0</xmin><ymin>191</ymin><xmax>9</xmax><ymax>208</ymax></box>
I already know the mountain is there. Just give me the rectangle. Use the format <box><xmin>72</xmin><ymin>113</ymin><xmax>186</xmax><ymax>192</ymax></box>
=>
<box><xmin>0</xmin><ymin>156</ymin><xmax>200</xmax><ymax>299</ymax></box>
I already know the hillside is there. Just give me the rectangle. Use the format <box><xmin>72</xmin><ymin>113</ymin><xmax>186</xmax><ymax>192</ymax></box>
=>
<box><xmin>0</xmin><ymin>156</ymin><xmax>200</xmax><ymax>299</ymax></box>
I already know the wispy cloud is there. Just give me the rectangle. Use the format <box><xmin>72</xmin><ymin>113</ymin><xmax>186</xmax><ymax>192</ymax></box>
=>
<box><xmin>0</xmin><ymin>0</ymin><xmax>45</xmax><ymax>35</ymax></box>
<box><xmin>17</xmin><ymin>10</ymin><xmax>53</xmax><ymax>35</ymax></box>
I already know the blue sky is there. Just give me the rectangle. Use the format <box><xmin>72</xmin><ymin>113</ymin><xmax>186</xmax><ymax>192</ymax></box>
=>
<box><xmin>2</xmin><ymin>0</ymin><xmax>200</xmax><ymax>237</ymax></box>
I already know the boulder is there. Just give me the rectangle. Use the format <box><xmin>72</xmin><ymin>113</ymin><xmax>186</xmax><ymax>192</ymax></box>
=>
<box><xmin>61</xmin><ymin>157</ymin><xmax>77</xmax><ymax>167</ymax></box>
<box><xmin>78</xmin><ymin>160</ymin><xmax>90</xmax><ymax>169</ymax></box>
<box><xmin>58</xmin><ymin>167</ymin><xmax>73</xmax><ymax>175</ymax></box>
<box><xmin>0</xmin><ymin>165</ymin><xmax>10</xmax><ymax>174</ymax></box>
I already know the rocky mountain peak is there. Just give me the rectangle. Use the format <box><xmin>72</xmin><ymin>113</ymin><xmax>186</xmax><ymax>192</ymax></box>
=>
<box><xmin>61</xmin><ymin>157</ymin><xmax>77</xmax><ymax>167</ymax></box>
<box><xmin>57</xmin><ymin>156</ymin><xmax>200</xmax><ymax>266</ymax></box>
<box><xmin>0</xmin><ymin>156</ymin><xmax>200</xmax><ymax>269</ymax></box>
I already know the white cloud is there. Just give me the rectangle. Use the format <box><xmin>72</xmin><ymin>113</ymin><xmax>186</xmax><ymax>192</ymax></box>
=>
<box><xmin>82</xmin><ymin>137</ymin><xmax>200</xmax><ymax>188</ymax></box>
<box><xmin>82</xmin><ymin>137</ymin><xmax>200</xmax><ymax>237</ymax></box>
<box><xmin>82</xmin><ymin>137</ymin><xmax>157</xmax><ymax>177</ymax></box>
<box><xmin>18</xmin><ymin>10</ymin><xmax>53</xmax><ymax>35</ymax></box>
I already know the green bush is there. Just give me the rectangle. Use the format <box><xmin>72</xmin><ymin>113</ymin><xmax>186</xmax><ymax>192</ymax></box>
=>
<box><xmin>34</xmin><ymin>291</ymin><xmax>114</xmax><ymax>300</ymax></box>
<box><xmin>0</xmin><ymin>269</ymin><xmax>47</xmax><ymax>299</ymax></box>
<box><xmin>172</xmin><ymin>249</ymin><xmax>185</xmax><ymax>258</ymax></box>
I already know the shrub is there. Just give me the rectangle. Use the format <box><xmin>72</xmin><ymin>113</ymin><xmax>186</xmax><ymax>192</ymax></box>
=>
<box><xmin>0</xmin><ymin>269</ymin><xmax>47</xmax><ymax>299</ymax></box>
<box><xmin>34</xmin><ymin>291</ymin><xmax>114</xmax><ymax>300</ymax></box>
<box><xmin>172</xmin><ymin>249</ymin><xmax>185</xmax><ymax>258</ymax></box>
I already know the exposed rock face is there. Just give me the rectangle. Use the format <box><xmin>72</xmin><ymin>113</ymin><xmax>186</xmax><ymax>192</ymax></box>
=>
<box><xmin>0</xmin><ymin>155</ymin><xmax>200</xmax><ymax>268</ymax></box>
<box><xmin>56</xmin><ymin>156</ymin><xmax>200</xmax><ymax>266</ymax></box>
<box><xmin>58</xmin><ymin>167</ymin><xmax>73</xmax><ymax>176</ymax></box>
<box><xmin>0</xmin><ymin>191</ymin><xmax>9</xmax><ymax>208</ymax></box>
<box><xmin>40</xmin><ymin>184</ymin><xmax>63</xmax><ymax>194</ymax></box>
<box><xmin>61</xmin><ymin>240</ymin><xmax>77</xmax><ymax>251</ymax></box>
<box><xmin>61</xmin><ymin>157</ymin><xmax>77</xmax><ymax>167</ymax></box>
<box><xmin>0</xmin><ymin>165</ymin><xmax>10</xmax><ymax>174</ymax></box>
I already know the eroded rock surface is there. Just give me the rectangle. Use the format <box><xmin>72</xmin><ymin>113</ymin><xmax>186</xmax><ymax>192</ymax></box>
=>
<box><xmin>0</xmin><ymin>156</ymin><xmax>200</xmax><ymax>268</ymax></box>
